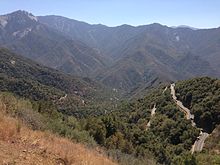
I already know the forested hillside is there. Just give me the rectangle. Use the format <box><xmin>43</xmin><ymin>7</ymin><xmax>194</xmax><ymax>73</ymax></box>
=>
<box><xmin>175</xmin><ymin>77</ymin><xmax>220</xmax><ymax>133</ymax></box>
<box><xmin>0</xmin><ymin>68</ymin><xmax>219</xmax><ymax>164</ymax></box>
<box><xmin>196</xmin><ymin>125</ymin><xmax>220</xmax><ymax>164</ymax></box>
<box><xmin>0</xmin><ymin>49</ymin><xmax>219</xmax><ymax>164</ymax></box>
<box><xmin>84</xmin><ymin>77</ymin><xmax>220</xmax><ymax>164</ymax></box>
<box><xmin>85</xmin><ymin>86</ymin><xmax>199</xmax><ymax>164</ymax></box>
<box><xmin>0</xmin><ymin>92</ymin><xmax>117</xmax><ymax>165</ymax></box>
<box><xmin>0</xmin><ymin>48</ymin><xmax>119</xmax><ymax>117</ymax></box>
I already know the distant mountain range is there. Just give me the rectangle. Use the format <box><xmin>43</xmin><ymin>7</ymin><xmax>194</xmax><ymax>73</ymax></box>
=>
<box><xmin>0</xmin><ymin>10</ymin><xmax>108</xmax><ymax>77</ymax></box>
<box><xmin>0</xmin><ymin>10</ymin><xmax>219</xmax><ymax>92</ymax></box>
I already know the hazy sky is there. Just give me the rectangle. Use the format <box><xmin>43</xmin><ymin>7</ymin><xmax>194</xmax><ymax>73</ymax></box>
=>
<box><xmin>0</xmin><ymin>0</ymin><xmax>220</xmax><ymax>28</ymax></box>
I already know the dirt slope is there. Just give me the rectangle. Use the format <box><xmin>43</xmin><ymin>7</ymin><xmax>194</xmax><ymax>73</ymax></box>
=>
<box><xmin>0</xmin><ymin>105</ymin><xmax>116</xmax><ymax>165</ymax></box>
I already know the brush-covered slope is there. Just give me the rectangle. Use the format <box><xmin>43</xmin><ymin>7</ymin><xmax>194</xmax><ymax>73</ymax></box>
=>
<box><xmin>0</xmin><ymin>48</ymin><xmax>118</xmax><ymax>117</ymax></box>
<box><xmin>85</xmin><ymin>84</ymin><xmax>199</xmax><ymax>164</ymax></box>
<box><xmin>175</xmin><ymin>77</ymin><xmax>220</xmax><ymax>133</ymax></box>
<box><xmin>0</xmin><ymin>93</ymin><xmax>116</xmax><ymax>165</ymax></box>
<box><xmin>85</xmin><ymin>77</ymin><xmax>220</xmax><ymax>164</ymax></box>
<box><xmin>174</xmin><ymin>77</ymin><xmax>220</xmax><ymax>164</ymax></box>
<box><xmin>196</xmin><ymin>124</ymin><xmax>220</xmax><ymax>164</ymax></box>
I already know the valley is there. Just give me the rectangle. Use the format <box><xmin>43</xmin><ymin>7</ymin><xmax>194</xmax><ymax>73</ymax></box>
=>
<box><xmin>1</xmin><ymin>10</ymin><xmax>220</xmax><ymax>94</ymax></box>
<box><xmin>0</xmin><ymin>9</ymin><xmax>219</xmax><ymax>165</ymax></box>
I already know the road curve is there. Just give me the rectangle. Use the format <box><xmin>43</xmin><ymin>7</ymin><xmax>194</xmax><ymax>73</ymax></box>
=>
<box><xmin>192</xmin><ymin>132</ymin><xmax>209</xmax><ymax>153</ymax></box>
<box><xmin>170</xmin><ymin>84</ymin><xmax>194</xmax><ymax>121</ymax></box>
<box><xmin>170</xmin><ymin>83</ymin><xmax>209</xmax><ymax>153</ymax></box>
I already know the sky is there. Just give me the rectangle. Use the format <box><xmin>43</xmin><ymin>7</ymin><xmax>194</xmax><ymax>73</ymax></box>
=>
<box><xmin>0</xmin><ymin>0</ymin><xmax>220</xmax><ymax>28</ymax></box>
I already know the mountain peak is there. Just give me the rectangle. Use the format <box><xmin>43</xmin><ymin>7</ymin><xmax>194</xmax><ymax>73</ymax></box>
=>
<box><xmin>0</xmin><ymin>10</ymin><xmax>39</xmax><ymax>38</ymax></box>
<box><xmin>7</xmin><ymin>10</ymin><xmax>38</xmax><ymax>22</ymax></box>
<box><xmin>12</xmin><ymin>10</ymin><xmax>29</xmax><ymax>14</ymax></box>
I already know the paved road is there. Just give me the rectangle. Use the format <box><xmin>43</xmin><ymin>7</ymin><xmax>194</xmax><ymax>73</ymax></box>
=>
<box><xmin>170</xmin><ymin>83</ymin><xmax>209</xmax><ymax>153</ymax></box>
<box><xmin>192</xmin><ymin>132</ymin><xmax>209</xmax><ymax>153</ymax></box>
<box><xmin>146</xmin><ymin>104</ymin><xmax>157</xmax><ymax>130</ymax></box>
<box><xmin>170</xmin><ymin>84</ymin><xmax>177</xmax><ymax>100</ymax></box>
<box><xmin>170</xmin><ymin>84</ymin><xmax>194</xmax><ymax>120</ymax></box>
<box><xmin>163</xmin><ymin>86</ymin><xmax>168</xmax><ymax>94</ymax></box>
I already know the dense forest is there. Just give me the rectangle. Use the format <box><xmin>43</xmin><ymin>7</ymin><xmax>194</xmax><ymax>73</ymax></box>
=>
<box><xmin>175</xmin><ymin>77</ymin><xmax>220</xmax><ymax>133</ymax></box>
<box><xmin>85</xmin><ymin>87</ymin><xmax>200</xmax><ymax>164</ymax></box>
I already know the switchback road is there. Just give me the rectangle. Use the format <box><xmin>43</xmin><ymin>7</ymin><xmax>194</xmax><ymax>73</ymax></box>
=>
<box><xmin>170</xmin><ymin>83</ymin><xmax>209</xmax><ymax>153</ymax></box>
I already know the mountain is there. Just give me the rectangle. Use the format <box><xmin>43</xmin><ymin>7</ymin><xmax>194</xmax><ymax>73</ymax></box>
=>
<box><xmin>38</xmin><ymin>15</ymin><xmax>220</xmax><ymax>91</ymax></box>
<box><xmin>0</xmin><ymin>50</ymin><xmax>219</xmax><ymax>164</ymax></box>
<box><xmin>39</xmin><ymin>16</ymin><xmax>220</xmax><ymax>69</ymax></box>
<box><xmin>1</xmin><ymin>10</ymin><xmax>220</xmax><ymax>165</ymax></box>
<box><xmin>0</xmin><ymin>47</ymin><xmax>154</xmax><ymax>165</ymax></box>
<box><xmin>0</xmin><ymin>10</ymin><xmax>108</xmax><ymax>77</ymax></box>
<box><xmin>1</xmin><ymin>10</ymin><xmax>220</xmax><ymax>93</ymax></box>
<box><xmin>95</xmin><ymin>25</ymin><xmax>217</xmax><ymax>90</ymax></box>
<box><xmin>38</xmin><ymin>15</ymin><xmax>144</xmax><ymax>60</ymax></box>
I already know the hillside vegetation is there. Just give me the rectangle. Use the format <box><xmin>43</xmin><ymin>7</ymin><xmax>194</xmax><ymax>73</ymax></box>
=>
<box><xmin>0</xmin><ymin>48</ymin><xmax>119</xmax><ymax>117</ymax></box>
<box><xmin>84</xmin><ymin>77</ymin><xmax>220</xmax><ymax>164</ymax></box>
<box><xmin>0</xmin><ymin>92</ymin><xmax>157</xmax><ymax>165</ymax></box>
<box><xmin>0</xmin><ymin>94</ymin><xmax>116</xmax><ymax>165</ymax></box>
<box><xmin>175</xmin><ymin>77</ymin><xmax>220</xmax><ymax>133</ymax></box>
<box><xmin>195</xmin><ymin>125</ymin><xmax>220</xmax><ymax>165</ymax></box>
<box><xmin>85</xmin><ymin>87</ymin><xmax>200</xmax><ymax>164</ymax></box>
<box><xmin>0</xmin><ymin>50</ymin><xmax>219</xmax><ymax>165</ymax></box>
<box><xmin>174</xmin><ymin>77</ymin><xmax>220</xmax><ymax>164</ymax></box>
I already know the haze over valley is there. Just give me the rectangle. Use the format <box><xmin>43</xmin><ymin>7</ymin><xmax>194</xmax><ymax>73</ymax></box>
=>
<box><xmin>0</xmin><ymin>1</ymin><xmax>220</xmax><ymax>164</ymax></box>
<box><xmin>1</xmin><ymin>10</ymin><xmax>219</xmax><ymax>93</ymax></box>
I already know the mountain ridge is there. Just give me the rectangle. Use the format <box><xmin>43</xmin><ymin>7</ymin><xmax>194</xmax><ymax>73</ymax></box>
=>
<box><xmin>1</xmin><ymin>10</ymin><xmax>220</xmax><ymax>93</ymax></box>
<box><xmin>37</xmin><ymin>12</ymin><xmax>220</xmax><ymax>85</ymax></box>
<box><xmin>0</xmin><ymin>10</ymin><xmax>109</xmax><ymax>77</ymax></box>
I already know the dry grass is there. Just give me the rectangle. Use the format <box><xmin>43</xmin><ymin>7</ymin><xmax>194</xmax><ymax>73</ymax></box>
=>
<box><xmin>0</xmin><ymin>102</ymin><xmax>117</xmax><ymax>165</ymax></box>
<box><xmin>20</xmin><ymin>129</ymin><xmax>117</xmax><ymax>165</ymax></box>
<box><xmin>0</xmin><ymin>112</ymin><xmax>18</xmax><ymax>141</ymax></box>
